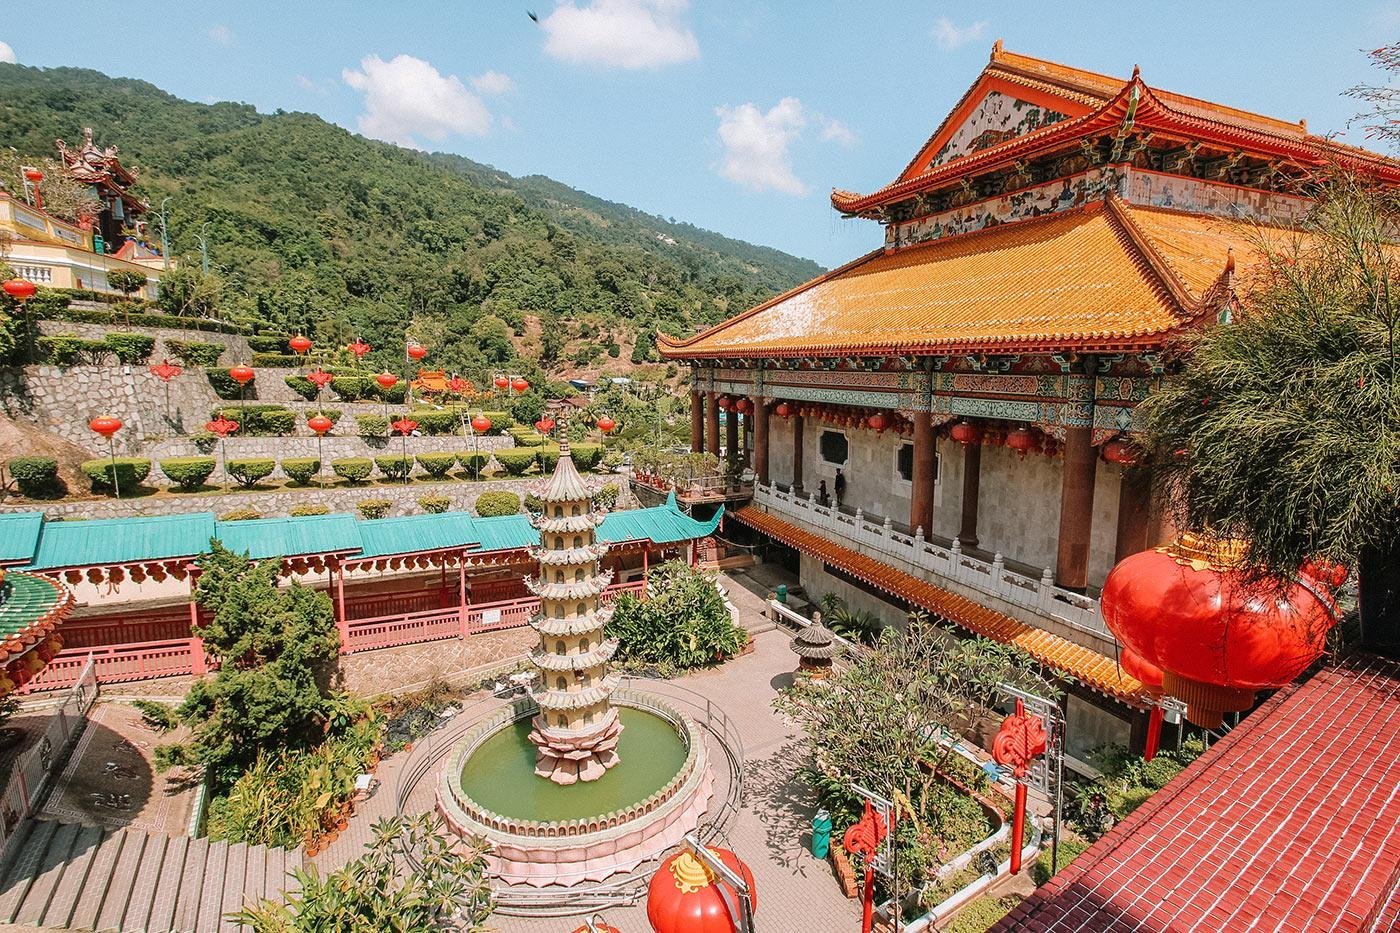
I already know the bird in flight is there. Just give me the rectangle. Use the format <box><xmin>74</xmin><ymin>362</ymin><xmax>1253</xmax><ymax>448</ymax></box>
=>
<box><xmin>527</xmin><ymin>10</ymin><xmax>539</xmax><ymax>23</ymax></box>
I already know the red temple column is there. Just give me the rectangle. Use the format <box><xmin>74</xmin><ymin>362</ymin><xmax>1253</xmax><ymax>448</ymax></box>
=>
<box><xmin>791</xmin><ymin>414</ymin><xmax>804</xmax><ymax>491</ymax></box>
<box><xmin>1114</xmin><ymin>466</ymin><xmax>1152</xmax><ymax>562</ymax></box>
<box><xmin>1055</xmin><ymin>426</ymin><xmax>1097</xmax><ymax>591</ymax></box>
<box><xmin>458</xmin><ymin>550</ymin><xmax>469</xmax><ymax>638</ymax></box>
<box><xmin>335</xmin><ymin>559</ymin><xmax>348</xmax><ymax>646</ymax></box>
<box><xmin>725</xmin><ymin>402</ymin><xmax>739</xmax><ymax>471</ymax></box>
<box><xmin>959</xmin><ymin>442</ymin><xmax>982</xmax><ymax>548</ymax></box>
<box><xmin>690</xmin><ymin>389</ymin><xmax>704</xmax><ymax>453</ymax></box>
<box><xmin>753</xmin><ymin>397</ymin><xmax>770</xmax><ymax>485</ymax></box>
<box><xmin>706</xmin><ymin>392</ymin><xmax>721</xmax><ymax>458</ymax></box>
<box><xmin>187</xmin><ymin>567</ymin><xmax>207</xmax><ymax>675</ymax></box>
<box><xmin>910</xmin><ymin>413</ymin><xmax>935</xmax><ymax>536</ymax></box>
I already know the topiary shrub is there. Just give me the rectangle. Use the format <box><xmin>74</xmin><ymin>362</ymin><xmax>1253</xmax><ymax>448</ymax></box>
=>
<box><xmin>211</xmin><ymin>404</ymin><xmax>295</xmax><ymax>436</ymax></box>
<box><xmin>191</xmin><ymin>429</ymin><xmax>218</xmax><ymax>454</ymax></box>
<box><xmin>456</xmin><ymin>451</ymin><xmax>491</xmax><ymax>477</ymax></box>
<box><xmin>7</xmin><ymin>456</ymin><xmax>59</xmax><ymax>497</ymax></box>
<box><xmin>409</xmin><ymin>410</ymin><xmax>459</xmax><ymax>435</ymax></box>
<box><xmin>205</xmin><ymin>367</ymin><xmax>247</xmax><ymax>400</ymax></box>
<box><xmin>415</xmin><ymin>452</ymin><xmax>456</xmax><ymax>478</ymax></box>
<box><xmin>571</xmin><ymin>443</ymin><xmax>603</xmax><ymax>471</ymax></box>
<box><xmin>536</xmin><ymin>447</ymin><xmax>560</xmax><ymax>473</ymax></box>
<box><xmin>81</xmin><ymin>457</ymin><xmax>151</xmax><ymax>492</ymax></box>
<box><xmin>494</xmin><ymin>448</ymin><xmax>537</xmax><ymax>476</ymax></box>
<box><xmin>374</xmin><ymin>454</ymin><xmax>414</xmax><ymax>481</ymax></box>
<box><xmin>306</xmin><ymin>408</ymin><xmax>341</xmax><ymax>425</ymax></box>
<box><xmin>247</xmin><ymin>334</ymin><xmax>288</xmax><ymax>353</ymax></box>
<box><xmin>225</xmin><ymin>458</ymin><xmax>276</xmax><ymax>488</ymax></box>
<box><xmin>284</xmin><ymin>374</ymin><xmax>319</xmax><ymax>401</ymax></box>
<box><xmin>418</xmin><ymin>494</ymin><xmax>452</xmax><ymax>514</ymax></box>
<box><xmin>595</xmin><ymin>483</ymin><xmax>620</xmax><ymax>510</ymax></box>
<box><xmin>474</xmin><ymin>490</ymin><xmax>521</xmax><ymax>517</ymax></box>
<box><xmin>218</xmin><ymin>508</ymin><xmax>262</xmax><ymax>522</ymax></box>
<box><xmin>357</xmin><ymin>498</ymin><xmax>392</xmax><ymax>519</ymax></box>
<box><xmin>280</xmin><ymin>457</ymin><xmax>321</xmax><ymax>486</ymax></box>
<box><xmin>355</xmin><ymin>414</ymin><xmax>389</xmax><ymax>438</ymax></box>
<box><xmin>508</xmin><ymin>425</ymin><xmax>545</xmax><ymax>447</ymax></box>
<box><xmin>159</xmin><ymin>456</ymin><xmax>217</xmax><ymax>490</ymax></box>
<box><xmin>369</xmin><ymin>381</ymin><xmax>407</xmax><ymax>404</ymax></box>
<box><xmin>39</xmin><ymin>334</ymin><xmax>107</xmax><ymax>366</ymax></box>
<box><xmin>258</xmin><ymin>409</ymin><xmax>296</xmax><ymax>435</ymax></box>
<box><xmin>330</xmin><ymin>375</ymin><xmax>369</xmax><ymax>401</ymax></box>
<box><xmin>103</xmin><ymin>332</ymin><xmax>156</xmax><ymax>365</ymax></box>
<box><xmin>166</xmin><ymin>339</ymin><xmax>224</xmax><ymax>367</ymax></box>
<box><xmin>332</xmin><ymin>457</ymin><xmax>374</xmax><ymax>484</ymax></box>
<box><xmin>289</xmin><ymin>503</ymin><xmax>330</xmax><ymax>517</ymax></box>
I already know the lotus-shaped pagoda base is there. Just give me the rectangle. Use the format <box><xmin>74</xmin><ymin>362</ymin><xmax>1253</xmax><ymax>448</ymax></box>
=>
<box><xmin>528</xmin><ymin>709</ymin><xmax>624</xmax><ymax>785</ymax></box>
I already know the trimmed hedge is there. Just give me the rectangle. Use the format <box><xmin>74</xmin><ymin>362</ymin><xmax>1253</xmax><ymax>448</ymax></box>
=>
<box><xmin>251</xmin><ymin>352</ymin><xmax>302</xmax><ymax>367</ymax></box>
<box><xmin>571</xmin><ymin>443</ymin><xmax>603</xmax><ymax>471</ymax></box>
<box><xmin>247</xmin><ymin>335</ymin><xmax>287</xmax><ymax>353</ymax></box>
<box><xmin>218</xmin><ymin>508</ymin><xmax>262</xmax><ymax>522</ymax></box>
<box><xmin>284</xmin><ymin>374</ymin><xmax>318</xmax><ymax>401</ymax></box>
<box><xmin>415</xmin><ymin>452</ymin><xmax>457</xmax><ymax>478</ymax></box>
<box><xmin>104</xmin><ymin>332</ymin><xmax>156</xmax><ymax>365</ymax></box>
<box><xmin>191</xmin><ymin>429</ymin><xmax>218</xmax><ymax>454</ymax></box>
<box><xmin>536</xmin><ymin>447</ymin><xmax>560</xmax><ymax>473</ymax></box>
<box><xmin>280</xmin><ymin>457</ymin><xmax>321</xmax><ymax>486</ymax></box>
<box><xmin>508</xmin><ymin>425</ymin><xmax>546</xmax><ymax>447</ymax></box>
<box><xmin>595</xmin><ymin>483</ymin><xmax>620</xmax><ymax>510</ymax></box>
<box><xmin>205</xmin><ymin>367</ymin><xmax>249</xmax><ymax>400</ymax></box>
<box><xmin>475</xmin><ymin>491</ymin><xmax>521</xmax><ymax>517</ymax></box>
<box><xmin>407</xmin><ymin>409</ymin><xmax>462</xmax><ymax>435</ymax></box>
<box><xmin>456</xmin><ymin>451</ymin><xmax>490</xmax><ymax>476</ymax></box>
<box><xmin>307</xmin><ymin>408</ymin><xmax>342</xmax><ymax>425</ymax></box>
<box><xmin>418</xmin><ymin>494</ymin><xmax>452</xmax><ymax>514</ymax></box>
<box><xmin>226</xmin><ymin>458</ymin><xmax>276</xmax><ymax>488</ymax></box>
<box><xmin>374</xmin><ymin>454</ymin><xmax>414</xmax><ymax>481</ymax></box>
<box><xmin>330</xmin><ymin>375</ymin><xmax>370</xmax><ymax>401</ymax></box>
<box><xmin>81</xmin><ymin>457</ymin><xmax>151</xmax><ymax>491</ymax></box>
<box><xmin>332</xmin><ymin>457</ymin><xmax>374</xmax><ymax>484</ymax></box>
<box><xmin>7</xmin><ymin>457</ymin><xmax>58</xmax><ymax>497</ymax></box>
<box><xmin>39</xmin><ymin>334</ymin><xmax>107</xmax><ymax>366</ymax></box>
<box><xmin>355</xmin><ymin>414</ymin><xmax>389</xmax><ymax>437</ymax></box>
<box><xmin>289</xmin><ymin>503</ymin><xmax>330</xmax><ymax>517</ymax></box>
<box><xmin>43</xmin><ymin>301</ymin><xmax>252</xmax><ymax>334</ymax></box>
<box><xmin>357</xmin><ymin>498</ymin><xmax>392</xmax><ymax>519</ymax></box>
<box><xmin>159</xmin><ymin>456</ymin><xmax>216</xmax><ymax>490</ymax></box>
<box><xmin>211</xmin><ymin>405</ymin><xmax>295</xmax><ymax>436</ymax></box>
<box><xmin>494</xmin><ymin>448</ymin><xmax>538</xmax><ymax>476</ymax></box>
<box><xmin>166</xmin><ymin>339</ymin><xmax>225</xmax><ymax>366</ymax></box>
<box><xmin>369</xmin><ymin>381</ymin><xmax>408</xmax><ymax>404</ymax></box>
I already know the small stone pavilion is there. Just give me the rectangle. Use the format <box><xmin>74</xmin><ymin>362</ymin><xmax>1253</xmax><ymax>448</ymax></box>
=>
<box><xmin>525</xmin><ymin>437</ymin><xmax>624</xmax><ymax>784</ymax></box>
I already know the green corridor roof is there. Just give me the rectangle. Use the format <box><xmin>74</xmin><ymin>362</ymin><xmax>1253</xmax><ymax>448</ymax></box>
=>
<box><xmin>5</xmin><ymin>497</ymin><xmax>722</xmax><ymax>571</ymax></box>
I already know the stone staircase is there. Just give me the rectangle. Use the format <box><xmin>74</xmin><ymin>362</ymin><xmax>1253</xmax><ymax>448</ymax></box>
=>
<box><xmin>0</xmin><ymin>819</ymin><xmax>303</xmax><ymax>932</ymax></box>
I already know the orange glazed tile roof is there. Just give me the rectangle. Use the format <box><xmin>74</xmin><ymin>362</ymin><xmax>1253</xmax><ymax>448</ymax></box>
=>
<box><xmin>659</xmin><ymin>199</ymin><xmax>1258</xmax><ymax>360</ymax></box>
<box><xmin>732</xmin><ymin>505</ymin><xmax>1147</xmax><ymax>707</ymax></box>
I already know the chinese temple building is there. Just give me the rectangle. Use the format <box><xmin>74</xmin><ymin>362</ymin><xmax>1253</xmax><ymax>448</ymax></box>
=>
<box><xmin>659</xmin><ymin>43</ymin><xmax>1400</xmax><ymax>763</ymax></box>
<box><xmin>54</xmin><ymin>127</ymin><xmax>149</xmax><ymax>253</ymax></box>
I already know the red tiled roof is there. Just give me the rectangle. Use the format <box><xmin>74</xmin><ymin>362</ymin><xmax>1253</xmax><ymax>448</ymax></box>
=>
<box><xmin>732</xmin><ymin>506</ymin><xmax>1147</xmax><ymax>706</ymax></box>
<box><xmin>997</xmin><ymin>652</ymin><xmax>1400</xmax><ymax>933</ymax></box>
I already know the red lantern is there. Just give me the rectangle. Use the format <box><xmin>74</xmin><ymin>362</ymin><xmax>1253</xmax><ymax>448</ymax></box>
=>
<box><xmin>392</xmin><ymin>417</ymin><xmax>419</xmax><ymax>436</ymax></box>
<box><xmin>716</xmin><ymin>396</ymin><xmax>732</xmax><ymax>411</ymax></box>
<box><xmin>204</xmin><ymin>415</ymin><xmax>239</xmax><ymax>438</ymax></box>
<box><xmin>375</xmin><ymin>372</ymin><xmax>398</xmax><ymax>390</ymax></box>
<box><xmin>89</xmin><ymin>415</ymin><xmax>123</xmax><ymax>438</ymax></box>
<box><xmin>1102</xmin><ymin>437</ymin><xmax>1140</xmax><ymax>466</ymax></box>
<box><xmin>596</xmin><ymin>416</ymin><xmax>617</xmax><ymax>434</ymax></box>
<box><xmin>493</xmin><ymin>374</ymin><xmax>510</xmax><ymax>390</ymax></box>
<box><xmin>347</xmin><ymin>338</ymin><xmax>371</xmax><ymax>359</ymax></box>
<box><xmin>2</xmin><ymin>279</ymin><xmax>37</xmax><ymax>302</ymax></box>
<box><xmin>647</xmin><ymin>846</ymin><xmax>757</xmax><ymax>933</ymax></box>
<box><xmin>949</xmin><ymin>420</ymin><xmax>982</xmax><ymax>446</ymax></box>
<box><xmin>149</xmin><ymin>360</ymin><xmax>182</xmax><ymax>382</ymax></box>
<box><xmin>471</xmin><ymin>414</ymin><xmax>492</xmax><ymax>434</ymax></box>
<box><xmin>1119</xmin><ymin>646</ymin><xmax>1164</xmax><ymax>694</ymax></box>
<box><xmin>288</xmin><ymin>335</ymin><xmax>312</xmax><ymax>355</ymax></box>
<box><xmin>734</xmin><ymin>397</ymin><xmax>752</xmax><ymax>415</ymax></box>
<box><xmin>307</xmin><ymin>415</ymin><xmax>334</xmax><ymax>436</ymax></box>
<box><xmin>535</xmin><ymin>418</ymin><xmax>556</xmax><ymax>434</ymax></box>
<box><xmin>307</xmin><ymin>367</ymin><xmax>333</xmax><ymax>390</ymax></box>
<box><xmin>774</xmin><ymin>402</ymin><xmax>793</xmax><ymax>419</ymax></box>
<box><xmin>407</xmin><ymin>343</ymin><xmax>428</xmax><ymax>361</ymax></box>
<box><xmin>867</xmin><ymin>412</ymin><xmax>888</xmax><ymax>433</ymax></box>
<box><xmin>1101</xmin><ymin>534</ymin><xmax>1337</xmax><ymax>728</ymax></box>
<box><xmin>1301</xmin><ymin>557</ymin><xmax>1349</xmax><ymax>590</ymax></box>
<box><xmin>229</xmin><ymin>365</ymin><xmax>255</xmax><ymax>386</ymax></box>
<box><xmin>446</xmin><ymin>375</ymin><xmax>469</xmax><ymax>395</ymax></box>
<box><xmin>23</xmin><ymin>168</ymin><xmax>43</xmax><ymax>184</ymax></box>
<box><xmin>511</xmin><ymin>376</ymin><xmax>529</xmax><ymax>393</ymax></box>
<box><xmin>1005</xmin><ymin>426</ymin><xmax>1036</xmax><ymax>459</ymax></box>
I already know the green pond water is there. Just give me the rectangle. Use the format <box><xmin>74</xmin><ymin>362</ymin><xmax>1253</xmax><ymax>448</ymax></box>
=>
<box><xmin>459</xmin><ymin>707</ymin><xmax>689</xmax><ymax>822</ymax></box>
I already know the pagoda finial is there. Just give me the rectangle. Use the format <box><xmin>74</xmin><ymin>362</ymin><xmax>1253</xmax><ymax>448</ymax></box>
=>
<box><xmin>1131</xmin><ymin>63</ymin><xmax>1141</xmax><ymax>82</ymax></box>
<box><xmin>1299</xmin><ymin>118</ymin><xmax>1308</xmax><ymax>133</ymax></box>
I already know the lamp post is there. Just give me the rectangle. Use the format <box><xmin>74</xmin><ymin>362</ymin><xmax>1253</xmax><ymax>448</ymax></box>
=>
<box><xmin>392</xmin><ymin>417</ymin><xmax>418</xmax><ymax>485</ymax></box>
<box><xmin>470</xmin><ymin>413</ymin><xmax>491</xmax><ymax>480</ymax></box>
<box><xmin>308</xmin><ymin>415</ymin><xmax>333</xmax><ymax>489</ymax></box>
<box><xmin>158</xmin><ymin>197</ymin><xmax>171</xmax><ymax>271</ymax></box>
<box><xmin>229</xmin><ymin>364</ymin><xmax>255</xmax><ymax>425</ymax></box>
<box><xmin>21</xmin><ymin>167</ymin><xmax>43</xmax><ymax>210</ymax></box>
<box><xmin>375</xmin><ymin>372</ymin><xmax>398</xmax><ymax>417</ymax></box>
<box><xmin>205</xmin><ymin>415</ymin><xmax>240</xmax><ymax>493</ymax></box>
<box><xmin>89</xmin><ymin>416</ymin><xmax>124</xmax><ymax>500</ymax></box>
<box><xmin>196</xmin><ymin>221</ymin><xmax>211</xmax><ymax>275</ymax></box>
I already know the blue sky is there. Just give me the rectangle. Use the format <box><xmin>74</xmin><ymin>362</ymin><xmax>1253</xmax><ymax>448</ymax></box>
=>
<box><xmin>3</xmin><ymin>1</ymin><xmax>1397</xmax><ymax>267</ymax></box>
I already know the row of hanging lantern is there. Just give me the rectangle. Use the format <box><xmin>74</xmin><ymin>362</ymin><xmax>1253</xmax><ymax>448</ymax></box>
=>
<box><xmin>60</xmin><ymin>560</ymin><xmax>194</xmax><ymax>586</ymax></box>
<box><xmin>765</xmin><ymin>400</ymin><xmax>913</xmax><ymax>436</ymax></box>
<box><xmin>947</xmin><ymin>420</ymin><xmax>1061</xmax><ymax>459</ymax></box>
<box><xmin>492</xmin><ymin>373</ymin><xmax>531</xmax><ymax>393</ymax></box>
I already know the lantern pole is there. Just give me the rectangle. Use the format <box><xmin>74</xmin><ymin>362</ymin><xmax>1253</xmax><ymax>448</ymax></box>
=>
<box><xmin>108</xmin><ymin>435</ymin><xmax>121</xmax><ymax>500</ymax></box>
<box><xmin>681</xmin><ymin>833</ymin><xmax>755</xmax><ymax>933</ymax></box>
<box><xmin>317</xmin><ymin>433</ymin><xmax>325</xmax><ymax>490</ymax></box>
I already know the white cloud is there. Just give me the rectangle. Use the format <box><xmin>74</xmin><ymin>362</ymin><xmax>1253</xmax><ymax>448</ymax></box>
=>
<box><xmin>818</xmin><ymin>115</ymin><xmax>858</xmax><ymax>147</ymax></box>
<box><xmin>0</xmin><ymin>41</ymin><xmax>15</xmax><ymax>64</ymax></box>
<box><xmin>208</xmin><ymin>24</ymin><xmax>234</xmax><ymax>45</ymax></box>
<box><xmin>932</xmin><ymin>17</ymin><xmax>986</xmax><ymax>52</ymax></box>
<box><xmin>342</xmin><ymin>54</ymin><xmax>494</xmax><ymax>148</ymax></box>
<box><xmin>714</xmin><ymin>97</ymin><xmax>808</xmax><ymax>196</ymax></box>
<box><xmin>540</xmin><ymin>0</ymin><xmax>699</xmax><ymax>70</ymax></box>
<box><xmin>471</xmin><ymin>70</ymin><xmax>515</xmax><ymax>96</ymax></box>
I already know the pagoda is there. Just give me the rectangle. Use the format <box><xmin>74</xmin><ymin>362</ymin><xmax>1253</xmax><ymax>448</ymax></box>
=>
<box><xmin>54</xmin><ymin>128</ymin><xmax>148</xmax><ymax>251</ymax></box>
<box><xmin>524</xmin><ymin>435</ymin><xmax>623</xmax><ymax>784</ymax></box>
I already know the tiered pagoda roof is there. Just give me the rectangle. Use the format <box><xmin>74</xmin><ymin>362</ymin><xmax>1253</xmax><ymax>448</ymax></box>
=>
<box><xmin>55</xmin><ymin>127</ymin><xmax>148</xmax><ymax>216</ymax></box>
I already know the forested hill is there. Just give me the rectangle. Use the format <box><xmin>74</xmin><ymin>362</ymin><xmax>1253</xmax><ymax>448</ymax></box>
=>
<box><xmin>0</xmin><ymin>64</ymin><xmax>822</xmax><ymax>380</ymax></box>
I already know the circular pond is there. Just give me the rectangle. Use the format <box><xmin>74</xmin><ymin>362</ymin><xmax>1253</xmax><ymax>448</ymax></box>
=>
<box><xmin>458</xmin><ymin>706</ymin><xmax>689</xmax><ymax>823</ymax></box>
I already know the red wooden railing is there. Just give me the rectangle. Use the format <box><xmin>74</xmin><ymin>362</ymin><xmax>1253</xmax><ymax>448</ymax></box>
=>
<box><xmin>59</xmin><ymin>609</ymin><xmax>203</xmax><ymax>648</ymax></box>
<box><xmin>27</xmin><ymin>580</ymin><xmax>651</xmax><ymax>690</ymax></box>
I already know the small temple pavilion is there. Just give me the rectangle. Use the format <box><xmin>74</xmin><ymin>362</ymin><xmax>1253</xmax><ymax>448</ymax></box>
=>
<box><xmin>54</xmin><ymin>127</ymin><xmax>149</xmax><ymax>252</ymax></box>
<box><xmin>659</xmin><ymin>43</ymin><xmax>1400</xmax><ymax>763</ymax></box>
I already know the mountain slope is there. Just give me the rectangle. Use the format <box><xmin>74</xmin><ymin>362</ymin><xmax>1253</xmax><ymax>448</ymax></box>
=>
<box><xmin>0</xmin><ymin>64</ymin><xmax>822</xmax><ymax>380</ymax></box>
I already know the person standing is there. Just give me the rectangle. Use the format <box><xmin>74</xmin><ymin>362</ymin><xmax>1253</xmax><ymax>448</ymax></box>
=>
<box><xmin>834</xmin><ymin>469</ymin><xmax>847</xmax><ymax>508</ymax></box>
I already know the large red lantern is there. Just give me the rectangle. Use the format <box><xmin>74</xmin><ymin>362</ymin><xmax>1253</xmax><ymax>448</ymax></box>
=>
<box><xmin>2</xmin><ymin>279</ymin><xmax>37</xmax><ymax>302</ymax></box>
<box><xmin>406</xmin><ymin>343</ymin><xmax>428</xmax><ymax>361</ymax></box>
<box><xmin>307</xmin><ymin>415</ymin><xmax>334</xmax><ymax>436</ymax></box>
<box><xmin>596</xmin><ymin>416</ymin><xmax>617</xmax><ymax>434</ymax></box>
<box><xmin>647</xmin><ymin>846</ymin><xmax>756</xmax><ymax>933</ymax></box>
<box><xmin>89</xmin><ymin>415</ymin><xmax>123</xmax><ymax>438</ymax></box>
<box><xmin>149</xmin><ymin>360</ymin><xmax>182</xmax><ymax>382</ymax></box>
<box><xmin>307</xmin><ymin>367</ymin><xmax>333</xmax><ymax>390</ymax></box>
<box><xmin>716</xmin><ymin>396</ymin><xmax>732</xmax><ymax>411</ymax></box>
<box><xmin>949</xmin><ymin>420</ymin><xmax>982</xmax><ymax>446</ymax></box>
<box><xmin>391</xmin><ymin>417</ymin><xmax>419</xmax><ymax>436</ymax></box>
<box><xmin>288</xmin><ymin>335</ymin><xmax>312</xmax><ymax>355</ymax></box>
<box><xmin>511</xmin><ymin>376</ymin><xmax>529</xmax><ymax>393</ymax></box>
<box><xmin>347</xmin><ymin>338</ymin><xmax>371</xmax><ymax>359</ymax></box>
<box><xmin>733</xmin><ymin>397</ymin><xmax>752</xmax><ymax>415</ymax></box>
<box><xmin>1101</xmin><ymin>533</ymin><xmax>1337</xmax><ymax>728</ymax></box>
<box><xmin>866</xmin><ymin>412</ymin><xmax>888</xmax><ymax>433</ymax></box>
<box><xmin>229</xmin><ymin>365</ymin><xmax>255</xmax><ymax>386</ymax></box>
<box><xmin>493</xmin><ymin>374</ymin><xmax>510</xmax><ymax>390</ymax></box>
<box><xmin>1005</xmin><ymin>426</ymin><xmax>1036</xmax><ymax>459</ymax></box>
<box><xmin>774</xmin><ymin>402</ymin><xmax>793</xmax><ymax>419</ymax></box>
<box><xmin>471</xmin><ymin>414</ymin><xmax>492</xmax><ymax>434</ymax></box>
<box><xmin>23</xmin><ymin>167</ymin><xmax>43</xmax><ymax>184</ymax></box>
<box><xmin>375</xmin><ymin>372</ymin><xmax>398</xmax><ymax>390</ymax></box>
<box><xmin>204</xmin><ymin>415</ymin><xmax>239</xmax><ymax>438</ymax></box>
<box><xmin>1102</xmin><ymin>437</ymin><xmax>1140</xmax><ymax>466</ymax></box>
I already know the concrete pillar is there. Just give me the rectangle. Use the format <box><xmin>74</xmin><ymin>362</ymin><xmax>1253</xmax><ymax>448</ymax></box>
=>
<box><xmin>910</xmin><ymin>414</ymin><xmax>935</xmax><ymax>536</ymax></box>
<box><xmin>753</xmin><ymin>397</ymin><xmax>770</xmax><ymax>485</ymax></box>
<box><xmin>725</xmin><ymin>403</ymin><xmax>739</xmax><ymax>471</ymax></box>
<box><xmin>959</xmin><ymin>442</ymin><xmax>982</xmax><ymax>548</ymax></box>
<box><xmin>690</xmin><ymin>390</ymin><xmax>704</xmax><ymax>453</ymax></box>
<box><xmin>1055</xmin><ymin>426</ymin><xmax>1097</xmax><ymax>591</ymax></box>
<box><xmin>792</xmin><ymin>415</ymin><xmax>804</xmax><ymax>491</ymax></box>
<box><xmin>1114</xmin><ymin>466</ymin><xmax>1152</xmax><ymax>563</ymax></box>
<box><xmin>705</xmin><ymin>392</ymin><xmax>720</xmax><ymax>458</ymax></box>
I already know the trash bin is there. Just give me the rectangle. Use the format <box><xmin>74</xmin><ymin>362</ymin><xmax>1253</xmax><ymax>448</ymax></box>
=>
<box><xmin>811</xmin><ymin>807</ymin><xmax>832</xmax><ymax>859</ymax></box>
<box><xmin>776</xmin><ymin>584</ymin><xmax>788</xmax><ymax>604</ymax></box>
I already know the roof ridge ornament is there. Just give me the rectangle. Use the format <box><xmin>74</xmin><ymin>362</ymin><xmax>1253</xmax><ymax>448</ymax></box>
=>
<box><xmin>990</xmin><ymin>38</ymin><xmax>1004</xmax><ymax>61</ymax></box>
